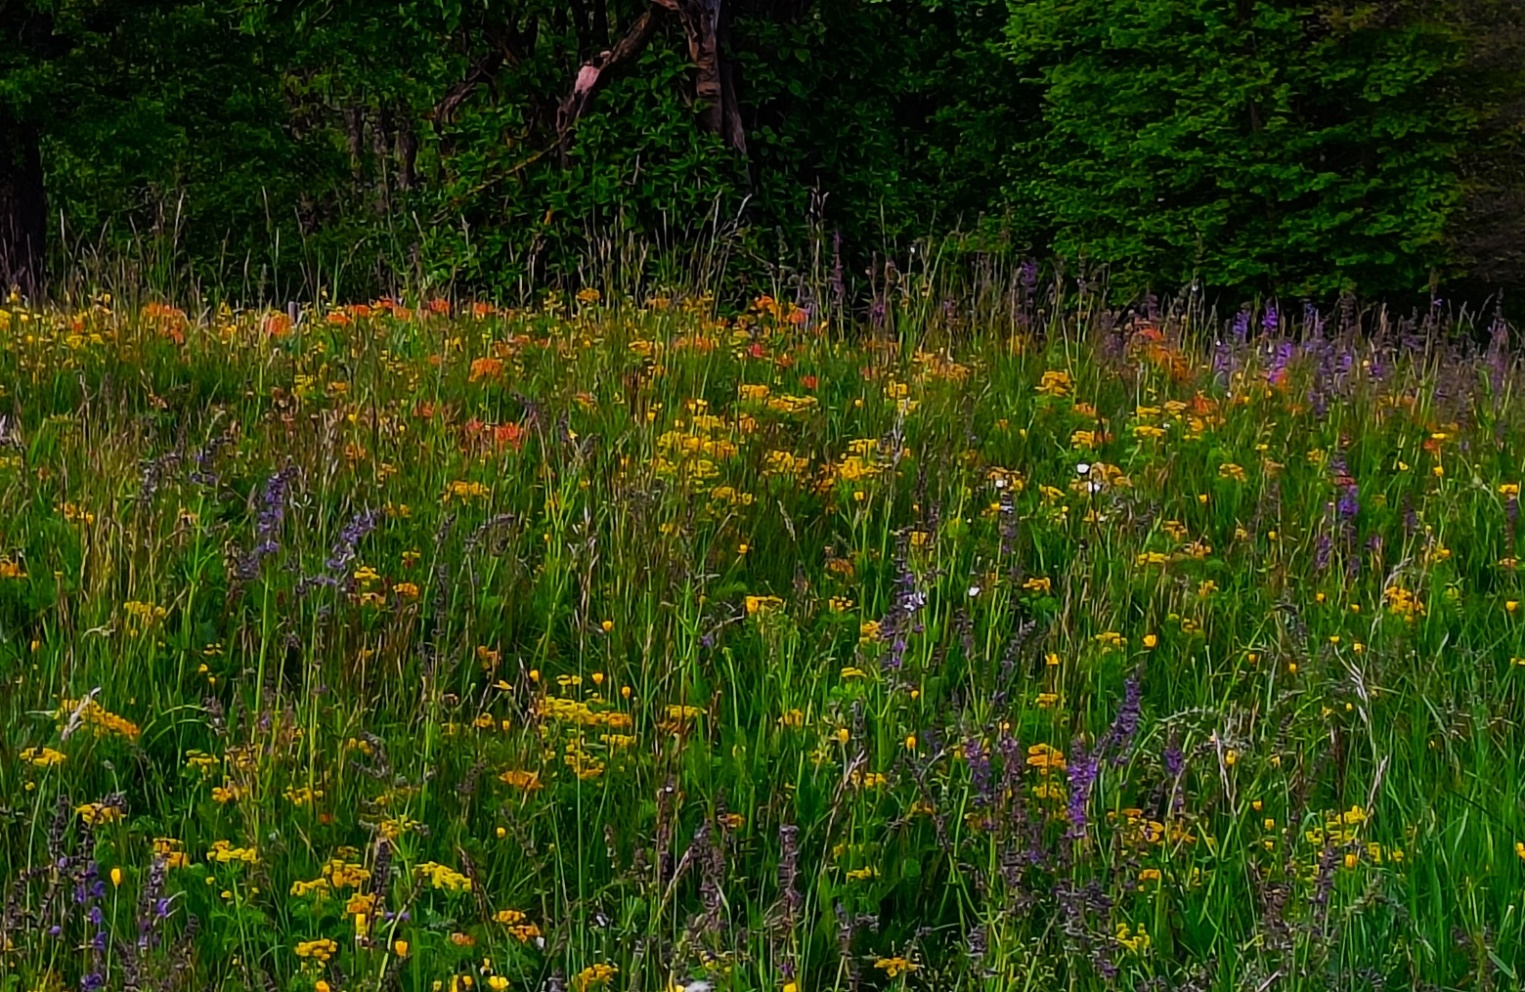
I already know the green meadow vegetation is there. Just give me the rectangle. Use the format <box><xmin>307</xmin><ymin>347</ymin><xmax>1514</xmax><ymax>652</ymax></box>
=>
<box><xmin>0</xmin><ymin>283</ymin><xmax>1522</xmax><ymax>991</ymax></box>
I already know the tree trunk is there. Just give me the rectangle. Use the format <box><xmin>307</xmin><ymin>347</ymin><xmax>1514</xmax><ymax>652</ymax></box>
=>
<box><xmin>372</xmin><ymin>106</ymin><xmax>393</xmax><ymax>214</ymax></box>
<box><xmin>0</xmin><ymin>110</ymin><xmax>46</xmax><ymax>295</ymax></box>
<box><xmin>662</xmin><ymin>0</ymin><xmax>746</xmax><ymax>152</ymax></box>
<box><xmin>396</xmin><ymin>112</ymin><xmax>418</xmax><ymax>191</ymax></box>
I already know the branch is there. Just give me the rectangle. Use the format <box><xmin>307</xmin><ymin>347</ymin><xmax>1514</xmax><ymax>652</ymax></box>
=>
<box><xmin>555</xmin><ymin>7</ymin><xmax>665</xmax><ymax>146</ymax></box>
<box><xmin>430</xmin><ymin>50</ymin><xmax>505</xmax><ymax>127</ymax></box>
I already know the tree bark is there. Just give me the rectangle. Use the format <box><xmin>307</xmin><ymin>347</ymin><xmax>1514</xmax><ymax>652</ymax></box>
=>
<box><xmin>660</xmin><ymin>0</ymin><xmax>746</xmax><ymax>152</ymax></box>
<box><xmin>372</xmin><ymin>106</ymin><xmax>393</xmax><ymax>213</ymax></box>
<box><xmin>396</xmin><ymin>112</ymin><xmax>418</xmax><ymax>191</ymax></box>
<box><xmin>0</xmin><ymin>110</ymin><xmax>46</xmax><ymax>295</ymax></box>
<box><xmin>557</xmin><ymin>1</ymin><xmax>746</xmax><ymax>154</ymax></box>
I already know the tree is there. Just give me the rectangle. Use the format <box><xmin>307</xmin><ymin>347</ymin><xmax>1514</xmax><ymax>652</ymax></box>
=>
<box><xmin>1004</xmin><ymin>0</ymin><xmax>1475</xmax><ymax>298</ymax></box>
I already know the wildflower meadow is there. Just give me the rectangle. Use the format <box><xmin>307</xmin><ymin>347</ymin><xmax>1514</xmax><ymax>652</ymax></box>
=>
<box><xmin>1</xmin><ymin>284</ymin><xmax>1523</xmax><ymax>992</ymax></box>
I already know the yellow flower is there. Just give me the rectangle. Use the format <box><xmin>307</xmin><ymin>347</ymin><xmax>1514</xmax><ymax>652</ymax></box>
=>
<box><xmin>20</xmin><ymin>746</ymin><xmax>65</xmax><ymax>767</ymax></box>
<box><xmin>1026</xmin><ymin>743</ymin><xmax>1066</xmax><ymax>773</ymax></box>
<box><xmin>207</xmin><ymin>840</ymin><xmax>258</xmax><ymax>864</ymax></box>
<box><xmin>874</xmin><ymin>957</ymin><xmax>918</xmax><ymax>979</ymax></box>
<box><xmin>573</xmin><ymin>963</ymin><xmax>617</xmax><ymax>989</ymax></box>
<box><xmin>76</xmin><ymin>802</ymin><xmax>123</xmax><ymax>826</ymax></box>
<box><xmin>488</xmin><ymin>979</ymin><xmax>510</xmax><ymax>992</ymax></box>
<box><xmin>417</xmin><ymin>861</ymin><xmax>473</xmax><ymax>892</ymax></box>
<box><xmin>744</xmin><ymin>595</ymin><xmax>785</xmax><ymax>616</ymax></box>
<box><xmin>295</xmin><ymin>938</ymin><xmax>338</xmax><ymax>962</ymax></box>
<box><xmin>1115</xmin><ymin>923</ymin><xmax>1151</xmax><ymax>953</ymax></box>
<box><xmin>1036</xmin><ymin>369</ymin><xmax>1072</xmax><ymax>397</ymax></box>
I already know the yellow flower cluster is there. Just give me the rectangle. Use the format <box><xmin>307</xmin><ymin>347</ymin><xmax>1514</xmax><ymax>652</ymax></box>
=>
<box><xmin>207</xmin><ymin>840</ymin><xmax>259</xmax><ymax>864</ymax></box>
<box><xmin>75</xmin><ymin>802</ymin><xmax>124</xmax><ymax>825</ymax></box>
<box><xmin>57</xmin><ymin>698</ymin><xmax>140</xmax><ymax>740</ymax></box>
<box><xmin>416</xmin><ymin>861</ymin><xmax>472</xmax><ymax>892</ymax></box>
<box><xmin>573</xmin><ymin>963</ymin><xmax>617</xmax><ymax>989</ymax></box>
<box><xmin>153</xmin><ymin>837</ymin><xmax>189</xmax><ymax>868</ymax></box>
<box><xmin>535</xmin><ymin>696</ymin><xmax>633</xmax><ymax>729</ymax></box>
<box><xmin>19</xmin><ymin>746</ymin><xmax>65</xmax><ymax>767</ymax></box>
<box><xmin>295</xmin><ymin>938</ymin><xmax>338</xmax><ymax>962</ymax></box>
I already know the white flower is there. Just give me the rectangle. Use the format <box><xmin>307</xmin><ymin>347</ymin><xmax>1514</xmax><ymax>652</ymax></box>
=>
<box><xmin>1076</xmin><ymin>462</ymin><xmax>1091</xmax><ymax>476</ymax></box>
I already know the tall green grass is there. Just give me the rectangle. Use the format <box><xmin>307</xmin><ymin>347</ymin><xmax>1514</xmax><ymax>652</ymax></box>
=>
<box><xmin>0</xmin><ymin>285</ymin><xmax>1521</xmax><ymax>991</ymax></box>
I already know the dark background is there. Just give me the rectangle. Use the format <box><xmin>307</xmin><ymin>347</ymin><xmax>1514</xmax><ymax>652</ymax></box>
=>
<box><xmin>2</xmin><ymin>0</ymin><xmax>1522</xmax><ymax>307</ymax></box>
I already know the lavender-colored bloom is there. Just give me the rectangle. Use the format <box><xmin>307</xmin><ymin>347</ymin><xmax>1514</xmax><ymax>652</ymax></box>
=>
<box><xmin>1337</xmin><ymin>487</ymin><xmax>1359</xmax><ymax>522</ymax></box>
<box><xmin>966</xmin><ymin>739</ymin><xmax>994</xmax><ymax>807</ymax></box>
<box><xmin>1104</xmin><ymin>674</ymin><xmax>1142</xmax><ymax>766</ymax></box>
<box><xmin>1267</xmin><ymin>340</ymin><xmax>1296</xmax><ymax>384</ymax></box>
<box><xmin>1066</xmin><ymin>738</ymin><xmax>1098</xmax><ymax>839</ymax></box>
<box><xmin>1304</xmin><ymin>301</ymin><xmax>1325</xmax><ymax>337</ymax></box>
<box><xmin>299</xmin><ymin>506</ymin><xmax>379</xmax><ymax>593</ymax></box>
<box><xmin>1315</xmin><ymin>529</ymin><xmax>1334</xmax><ymax>571</ymax></box>
<box><xmin>1020</xmin><ymin>259</ymin><xmax>1039</xmax><ymax>295</ymax></box>
<box><xmin>236</xmin><ymin>466</ymin><xmax>295</xmax><ymax>579</ymax></box>
<box><xmin>1262</xmin><ymin>302</ymin><xmax>1280</xmax><ymax>335</ymax></box>
<box><xmin>326</xmin><ymin>508</ymin><xmax>378</xmax><ymax>573</ymax></box>
<box><xmin>877</xmin><ymin>539</ymin><xmax>925</xmax><ymax>672</ymax></box>
<box><xmin>1163</xmin><ymin>739</ymin><xmax>1184</xmax><ymax>779</ymax></box>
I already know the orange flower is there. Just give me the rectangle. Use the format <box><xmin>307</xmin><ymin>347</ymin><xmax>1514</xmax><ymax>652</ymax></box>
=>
<box><xmin>469</xmin><ymin>357</ymin><xmax>505</xmax><ymax>382</ymax></box>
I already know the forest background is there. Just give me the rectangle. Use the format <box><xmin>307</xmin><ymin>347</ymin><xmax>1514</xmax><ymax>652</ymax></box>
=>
<box><xmin>2</xmin><ymin>0</ymin><xmax>1524</xmax><ymax>308</ymax></box>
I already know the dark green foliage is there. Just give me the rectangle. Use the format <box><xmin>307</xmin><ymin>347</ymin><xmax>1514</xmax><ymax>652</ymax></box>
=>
<box><xmin>1</xmin><ymin>0</ymin><xmax>1523</xmax><ymax>301</ymax></box>
<box><xmin>1005</xmin><ymin>0</ymin><xmax>1473</xmax><ymax>297</ymax></box>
